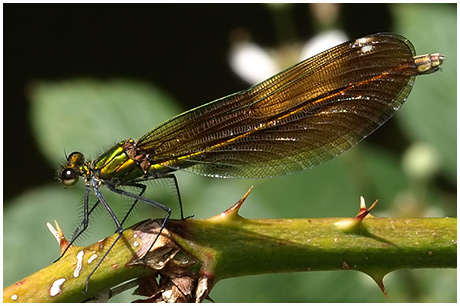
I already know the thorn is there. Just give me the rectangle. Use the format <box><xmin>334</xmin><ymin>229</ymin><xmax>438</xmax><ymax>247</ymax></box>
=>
<box><xmin>356</xmin><ymin>197</ymin><xmax>378</xmax><ymax>221</ymax></box>
<box><xmin>367</xmin><ymin>272</ymin><xmax>389</xmax><ymax>299</ymax></box>
<box><xmin>334</xmin><ymin>197</ymin><xmax>378</xmax><ymax>231</ymax></box>
<box><xmin>224</xmin><ymin>186</ymin><xmax>253</xmax><ymax>215</ymax></box>
<box><xmin>209</xmin><ymin>186</ymin><xmax>253</xmax><ymax>221</ymax></box>
<box><xmin>46</xmin><ymin>220</ymin><xmax>71</xmax><ymax>256</ymax></box>
<box><xmin>377</xmin><ymin>279</ymin><xmax>389</xmax><ymax>299</ymax></box>
<box><xmin>46</xmin><ymin>221</ymin><xmax>61</xmax><ymax>244</ymax></box>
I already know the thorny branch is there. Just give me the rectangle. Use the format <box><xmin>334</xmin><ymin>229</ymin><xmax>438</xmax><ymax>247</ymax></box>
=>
<box><xmin>3</xmin><ymin>192</ymin><xmax>457</xmax><ymax>303</ymax></box>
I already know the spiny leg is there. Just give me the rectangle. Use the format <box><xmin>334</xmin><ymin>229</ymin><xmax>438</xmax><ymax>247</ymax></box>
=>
<box><xmin>119</xmin><ymin>183</ymin><xmax>147</xmax><ymax>228</ymax></box>
<box><xmin>164</xmin><ymin>174</ymin><xmax>184</xmax><ymax>220</ymax></box>
<box><xmin>82</xmin><ymin>183</ymin><xmax>172</xmax><ymax>292</ymax></box>
<box><xmin>108</xmin><ymin>184</ymin><xmax>172</xmax><ymax>263</ymax></box>
<box><xmin>55</xmin><ymin>186</ymin><xmax>99</xmax><ymax>262</ymax></box>
<box><xmin>84</xmin><ymin>185</ymin><xmax>125</xmax><ymax>293</ymax></box>
<box><xmin>159</xmin><ymin>174</ymin><xmax>184</xmax><ymax>220</ymax></box>
<box><xmin>118</xmin><ymin>173</ymin><xmax>182</xmax><ymax>228</ymax></box>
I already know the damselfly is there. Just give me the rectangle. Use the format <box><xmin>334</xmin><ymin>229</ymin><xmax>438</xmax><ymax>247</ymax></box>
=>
<box><xmin>58</xmin><ymin>33</ymin><xmax>444</xmax><ymax>290</ymax></box>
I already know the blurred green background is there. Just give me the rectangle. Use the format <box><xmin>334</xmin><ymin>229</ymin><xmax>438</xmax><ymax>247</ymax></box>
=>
<box><xmin>3</xmin><ymin>3</ymin><xmax>456</xmax><ymax>302</ymax></box>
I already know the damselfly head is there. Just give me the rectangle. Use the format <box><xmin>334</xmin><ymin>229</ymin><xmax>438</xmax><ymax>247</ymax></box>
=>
<box><xmin>59</xmin><ymin>152</ymin><xmax>85</xmax><ymax>186</ymax></box>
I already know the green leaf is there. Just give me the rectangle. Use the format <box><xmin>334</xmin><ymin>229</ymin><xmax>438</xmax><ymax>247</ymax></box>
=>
<box><xmin>29</xmin><ymin>78</ymin><xmax>180</xmax><ymax>165</ymax></box>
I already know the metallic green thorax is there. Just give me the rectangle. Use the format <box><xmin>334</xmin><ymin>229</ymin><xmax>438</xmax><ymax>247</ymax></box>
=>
<box><xmin>92</xmin><ymin>139</ymin><xmax>174</xmax><ymax>184</ymax></box>
<box><xmin>93</xmin><ymin>140</ymin><xmax>144</xmax><ymax>183</ymax></box>
<box><xmin>61</xmin><ymin>139</ymin><xmax>176</xmax><ymax>187</ymax></box>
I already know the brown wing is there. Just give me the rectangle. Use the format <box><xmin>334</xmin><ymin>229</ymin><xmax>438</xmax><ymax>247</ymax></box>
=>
<box><xmin>136</xmin><ymin>33</ymin><xmax>421</xmax><ymax>178</ymax></box>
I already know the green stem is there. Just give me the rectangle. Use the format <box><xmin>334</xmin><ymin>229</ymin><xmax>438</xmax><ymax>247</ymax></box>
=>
<box><xmin>3</xmin><ymin>197</ymin><xmax>456</xmax><ymax>303</ymax></box>
<box><xmin>170</xmin><ymin>216</ymin><xmax>456</xmax><ymax>282</ymax></box>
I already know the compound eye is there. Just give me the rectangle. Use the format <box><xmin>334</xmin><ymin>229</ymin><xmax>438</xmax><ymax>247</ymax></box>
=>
<box><xmin>61</xmin><ymin>168</ymin><xmax>79</xmax><ymax>186</ymax></box>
